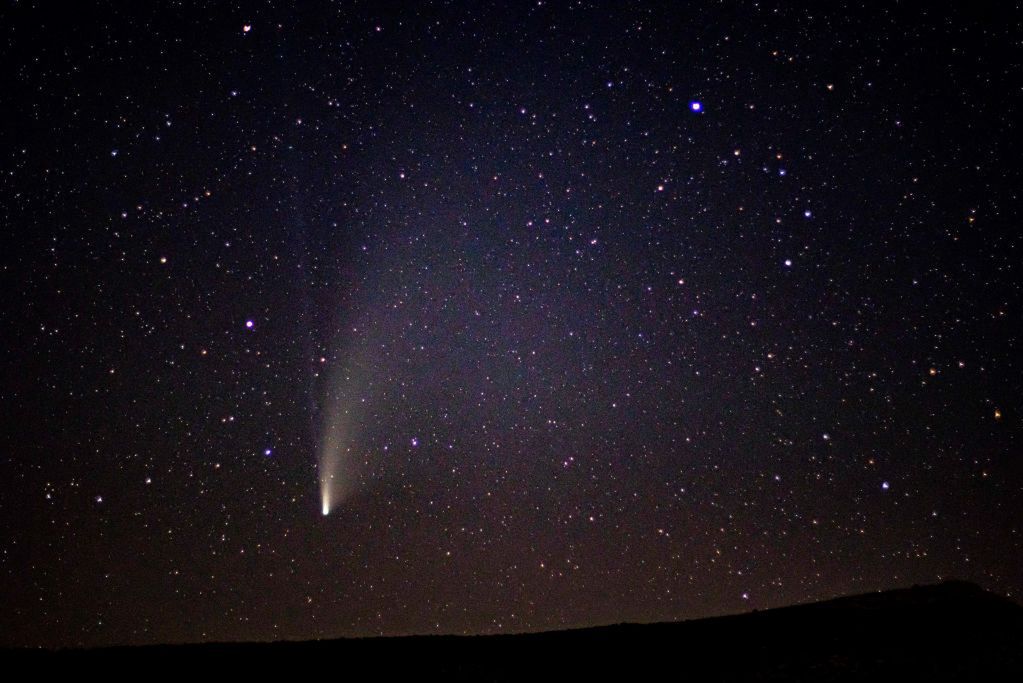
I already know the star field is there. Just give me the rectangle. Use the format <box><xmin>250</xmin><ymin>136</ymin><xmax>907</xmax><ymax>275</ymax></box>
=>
<box><xmin>1</xmin><ymin>1</ymin><xmax>1021</xmax><ymax>647</ymax></box>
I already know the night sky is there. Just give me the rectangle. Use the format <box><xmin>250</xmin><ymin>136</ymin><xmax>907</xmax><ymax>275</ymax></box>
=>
<box><xmin>2</xmin><ymin>1</ymin><xmax>1021</xmax><ymax>648</ymax></box>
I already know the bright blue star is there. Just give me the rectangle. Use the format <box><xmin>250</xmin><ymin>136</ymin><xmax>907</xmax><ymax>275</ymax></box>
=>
<box><xmin>689</xmin><ymin>100</ymin><xmax>702</xmax><ymax>112</ymax></box>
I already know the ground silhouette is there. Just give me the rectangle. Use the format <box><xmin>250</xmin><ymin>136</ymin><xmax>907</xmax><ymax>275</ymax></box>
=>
<box><xmin>6</xmin><ymin>580</ymin><xmax>1021</xmax><ymax>680</ymax></box>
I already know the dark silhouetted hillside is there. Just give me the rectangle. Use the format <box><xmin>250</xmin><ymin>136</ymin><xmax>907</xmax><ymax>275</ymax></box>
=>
<box><xmin>5</xmin><ymin>581</ymin><xmax>1021</xmax><ymax>680</ymax></box>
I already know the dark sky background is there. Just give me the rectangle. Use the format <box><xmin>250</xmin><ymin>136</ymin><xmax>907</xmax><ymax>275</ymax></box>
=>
<box><xmin>2</xmin><ymin>1</ymin><xmax>1021</xmax><ymax>648</ymax></box>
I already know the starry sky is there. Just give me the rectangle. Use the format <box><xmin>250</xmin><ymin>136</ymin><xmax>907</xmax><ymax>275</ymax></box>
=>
<box><xmin>2</xmin><ymin>1</ymin><xmax>1021</xmax><ymax>648</ymax></box>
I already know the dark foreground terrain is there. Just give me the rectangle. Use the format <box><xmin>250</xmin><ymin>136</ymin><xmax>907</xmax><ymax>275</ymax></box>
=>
<box><xmin>6</xmin><ymin>581</ymin><xmax>1022</xmax><ymax>680</ymax></box>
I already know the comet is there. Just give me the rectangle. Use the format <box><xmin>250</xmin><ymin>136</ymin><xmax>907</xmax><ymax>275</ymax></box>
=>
<box><xmin>318</xmin><ymin>403</ymin><xmax>346</xmax><ymax>517</ymax></box>
<box><xmin>317</xmin><ymin>352</ymin><xmax>367</xmax><ymax>516</ymax></box>
<box><xmin>316</xmin><ymin>285</ymin><xmax>391</xmax><ymax>516</ymax></box>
